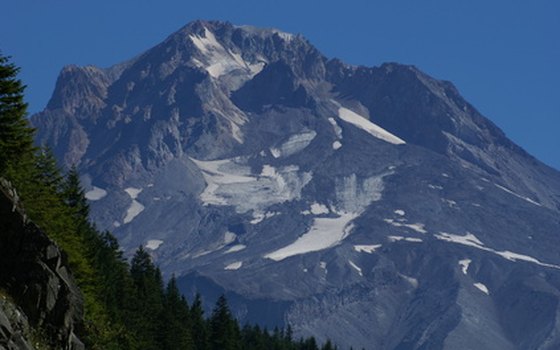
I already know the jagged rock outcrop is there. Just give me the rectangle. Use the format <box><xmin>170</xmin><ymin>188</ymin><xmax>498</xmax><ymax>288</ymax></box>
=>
<box><xmin>0</xmin><ymin>179</ymin><xmax>84</xmax><ymax>350</ymax></box>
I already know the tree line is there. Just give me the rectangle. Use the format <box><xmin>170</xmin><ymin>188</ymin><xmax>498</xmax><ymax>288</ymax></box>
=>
<box><xmin>0</xmin><ymin>53</ymin><xmax>342</xmax><ymax>349</ymax></box>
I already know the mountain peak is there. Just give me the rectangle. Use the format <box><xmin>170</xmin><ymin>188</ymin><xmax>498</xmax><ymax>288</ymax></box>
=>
<box><xmin>31</xmin><ymin>21</ymin><xmax>560</xmax><ymax>349</ymax></box>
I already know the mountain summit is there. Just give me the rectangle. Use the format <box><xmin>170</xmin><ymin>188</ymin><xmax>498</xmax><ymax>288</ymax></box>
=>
<box><xmin>32</xmin><ymin>20</ymin><xmax>560</xmax><ymax>349</ymax></box>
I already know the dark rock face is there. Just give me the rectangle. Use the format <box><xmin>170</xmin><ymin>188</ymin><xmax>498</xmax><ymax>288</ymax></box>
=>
<box><xmin>31</xmin><ymin>20</ymin><xmax>560</xmax><ymax>349</ymax></box>
<box><xmin>0</xmin><ymin>179</ymin><xmax>84</xmax><ymax>350</ymax></box>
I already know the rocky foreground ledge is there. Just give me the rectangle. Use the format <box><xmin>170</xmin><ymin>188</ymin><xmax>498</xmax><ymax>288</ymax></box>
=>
<box><xmin>0</xmin><ymin>178</ymin><xmax>84</xmax><ymax>350</ymax></box>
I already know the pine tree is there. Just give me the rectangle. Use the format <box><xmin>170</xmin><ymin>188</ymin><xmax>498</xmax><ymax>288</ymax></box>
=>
<box><xmin>0</xmin><ymin>53</ymin><xmax>34</xmax><ymax>176</ymax></box>
<box><xmin>209</xmin><ymin>294</ymin><xmax>241</xmax><ymax>350</ymax></box>
<box><xmin>190</xmin><ymin>293</ymin><xmax>210</xmax><ymax>350</ymax></box>
<box><xmin>62</xmin><ymin>164</ymin><xmax>90</xmax><ymax>222</ymax></box>
<box><xmin>161</xmin><ymin>276</ymin><xmax>193</xmax><ymax>349</ymax></box>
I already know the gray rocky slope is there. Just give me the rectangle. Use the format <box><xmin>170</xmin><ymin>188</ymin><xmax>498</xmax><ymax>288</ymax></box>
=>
<box><xmin>32</xmin><ymin>20</ymin><xmax>560</xmax><ymax>349</ymax></box>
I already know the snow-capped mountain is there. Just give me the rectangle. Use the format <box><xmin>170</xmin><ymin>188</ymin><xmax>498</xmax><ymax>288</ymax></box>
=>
<box><xmin>32</xmin><ymin>20</ymin><xmax>560</xmax><ymax>349</ymax></box>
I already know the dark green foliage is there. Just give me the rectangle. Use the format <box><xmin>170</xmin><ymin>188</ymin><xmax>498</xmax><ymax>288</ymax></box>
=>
<box><xmin>0</xmin><ymin>53</ymin><xmax>34</xmax><ymax>175</ymax></box>
<box><xmin>209</xmin><ymin>294</ymin><xmax>241</xmax><ymax>350</ymax></box>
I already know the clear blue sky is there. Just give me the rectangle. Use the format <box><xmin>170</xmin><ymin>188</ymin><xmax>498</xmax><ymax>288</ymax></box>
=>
<box><xmin>1</xmin><ymin>0</ymin><xmax>559</xmax><ymax>169</ymax></box>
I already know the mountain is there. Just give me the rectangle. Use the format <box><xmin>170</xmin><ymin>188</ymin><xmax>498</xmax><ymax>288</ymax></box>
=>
<box><xmin>31</xmin><ymin>20</ymin><xmax>560</xmax><ymax>349</ymax></box>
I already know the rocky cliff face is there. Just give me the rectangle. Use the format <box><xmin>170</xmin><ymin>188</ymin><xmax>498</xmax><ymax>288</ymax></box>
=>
<box><xmin>0</xmin><ymin>179</ymin><xmax>84</xmax><ymax>350</ymax></box>
<box><xmin>31</xmin><ymin>20</ymin><xmax>560</xmax><ymax>349</ymax></box>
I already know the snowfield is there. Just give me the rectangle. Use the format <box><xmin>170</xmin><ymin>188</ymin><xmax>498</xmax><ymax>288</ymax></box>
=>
<box><xmin>189</xmin><ymin>27</ymin><xmax>264</xmax><ymax>79</ymax></box>
<box><xmin>458</xmin><ymin>259</ymin><xmax>471</xmax><ymax>275</ymax></box>
<box><xmin>85</xmin><ymin>186</ymin><xmax>107</xmax><ymax>201</ymax></box>
<box><xmin>146</xmin><ymin>239</ymin><xmax>164</xmax><ymax>250</ymax></box>
<box><xmin>337</xmin><ymin>107</ymin><xmax>405</xmax><ymax>145</ymax></box>
<box><xmin>435</xmin><ymin>232</ymin><xmax>560</xmax><ymax>270</ymax></box>
<box><xmin>123</xmin><ymin>187</ymin><xmax>145</xmax><ymax>224</ymax></box>
<box><xmin>191</xmin><ymin>157</ymin><xmax>312</xmax><ymax>213</ymax></box>
<box><xmin>354</xmin><ymin>244</ymin><xmax>382</xmax><ymax>254</ymax></box>
<box><xmin>270</xmin><ymin>130</ymin><xmax>316</xmax><ymax>158</ymax></box>
<box><xmin>264</xmin><ymin>212</ymin><xmax>358</xmax><ymax>261</ymax></box>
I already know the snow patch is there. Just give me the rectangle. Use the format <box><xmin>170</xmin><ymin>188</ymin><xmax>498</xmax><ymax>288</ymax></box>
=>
<box><xmin>401</xmin><ymin>275</ymin><xmax>419</xmax><ymax>288</ymax></box>
<box><xmin>146</xmin><ymin>240</ymin><xmax>163</xmax><ymax>250</ymax></box>
<box><xmin>189</xmin><ymin>28</ymin><xmax>264</xmax><ymax>79</ymax></box>
<box><xmin>348</xmin><ymin>260</ymin><xmax>363</xmax><ymax>276</ymax></box>
<box><xmin>388</xmin><ymin>236</ymin><xmax>423</xmax><ymax>243</ymax></box>
<box><xmin>458</xmin><ymin>259</ymin><xmax>471</xmax><ymax>275</ymax></box>
<box><xmin>434</xmin><ymin>232</ymin><xmax>484</xmax><ymax>249</ymax></box>
<box><xmin>435</xmin><ymin>232</ymin><xmax>560</xmax><ymax>270</ymax></box>
<box><xmin>224</xmin><ymin>231</ymin><xmax>237</xmax><ymax>245</ymax></box>
<box><xmin>474</xmin><ymin>283</ymin><xmax>489</xmax><ymax>295</ymax></box>
<box><xmin>123</xmin><ymin>188</ymin><xmax>144</xmax><ymax>224</ymax></box>
<box><xmin>354</xmin><ymin>244</ymin><xmax>382</xmax><ymax>254</ymax></box>
<box><xmin>495</xmin><ymin>184</ymin><xmax>541</xmax><ymax>206</ymax></box>
<box><xmin>192</xmin><ymin>157</ymin><xmax>312</xmax><ymax>213</ymax></box>
<box><xmin>250</xmin><ymin>211</ymin><xmax>279</xmax><ymax>224</ymax></box>
<box><xmin>328</xmin><ymin>117</ymin><xmax>343</xmax><ymax>139</ymax></box>
<box><xmin>270</xmin><ymin>131</ymin><xmax>317</xmax><ymax>158</ymax></box>
<box><xmin>332</xmin><ymin>141</ymin><xmax>342</xmax><ymax>150</ymax></box>
<box><xmin>264</xmin><ymin>212</ymin><xmax>358</xmax><ymax>261</ymax></box>
<box><xmin>335</xmin><ymin>174</ymin><xmax>385</xmax><ymax>213</ymax></box>
<box><xmin>225</xmin><ymin>244</ymin><xmax>246</xmax><ymax>253</ymax></box>
<box><xmin>85</xmin><ymin>186</ymin><xmax>107</xmax><ymax>201</ymax></box>
<box><xmin>310</xmin><ymin>203</ymin><xmax>330</xmax><ymax>215</ymax></box>
<box><xmin>225</xmin><ymin>261</ymin><xmax>243</xmax><ymax>270</ymax></box>
<box><xmin>384</xmin><ymin>219</ymin><xmax>427</xmax><ymax>234</ymax></box>
<box><xmin>337</xmin><ymin>107</ymin><xmax>405</xmax><ymax>145</ymax></box>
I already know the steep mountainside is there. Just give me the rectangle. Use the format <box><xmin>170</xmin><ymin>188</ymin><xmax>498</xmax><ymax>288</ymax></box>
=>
<box><xmin>32</xmin><ymin>20</ymin><xmax>560</xmax><ymax>349</ymax></box>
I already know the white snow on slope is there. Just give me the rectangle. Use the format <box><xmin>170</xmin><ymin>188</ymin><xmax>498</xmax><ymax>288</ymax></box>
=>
<box><xmin>146</xmin><ymin>240</ymin><xmax>163</xmax><ymax>250</ymax></box>
<box><xmin>250</xmin><ymin>211</ymin><xmax>279</xmax><ymax>224</ymax></box>
<box><xmin>388</xmin><ymin>236</ymin><xmax>423</xmax><ymax>243</ymax></box>
<box><xmin>85</xmin><ymin>186</ymin><xmax>107</xmax><ymax>201</ymax></box>
<box><xmin>224</xmin><ymin>261</ymin><xmax>243</xmax><ymax>270</ymax></box>
<box><xmin>190</xmin><ymin>27</ymin><xmax>264</xmax><ymax>78</ymax></box>
<box><xmin>123</xmin><ymin>187</ymin><xmax>145</xmax><ymax>224</ymax></box>
<box><xmin>328</xmin><ymin>117</ymin><xmax>343</xmax><ymax>139</ymax></box>
<box><xmin>225</xmin><ymin>244</ymin><xmax>246</xmax><ymax>253</ymax></box>
<box><xmin>384</xmin><ymin>219</ymin><xmax>427</xmax><ymax>234</ymax></box>
<box><xmin>495</xmin><ymin>184</ymin><xmax>541</xmax><ymax>206</ymax></box>
<box><xmin>473</xmin><ymin>283</ymin><xmax>489</xmax><ymax>295</ymax></box>
<box><xmin>332</xmin><ymin>141</ymin><xmax>342</xmax><ymax>150</ymax></box>
<box><xmin>335</xmin><ymin>174</ymin><xmax>386</xmax><ymax>213</ymax></box>
<box><xmin>264</xmin><ymin>212</ymin><xmax>358</xmax><ymax>261</ymax></box>
<box><xmin>310</xmin><ymin>203</ymin><xmax>330</xmax><ymax>215</ymax></box>
<box><xmin>435</xmin><ymin>232</ymin><xmax>560</xmax><ymax>270</ymax></box>
<box><xmin>337</xmin><ymin>107</ymin><xmax>405</xmax><ymax>145</ymax></box>
<box><xmin>270</xmin><ymin>130</ymin><xmax>316</xmax><ymax>158</ymax></box>
<box><xmin>348</xmin><ymin>260</ymin><xmax>363</xmax><ymax>276</ymax></box>
<box><xmin>224</xmin><ymin>231</ymin><xmax>237</xmax><ymax>245</ymax></box>
<box><xmin>354</xmin><ymin>244</ymin><xmax>382</xmax><ymax>254</ymax></box>
<box><xmin>458</xmin><ymin>259</ymin><xmax>471</xmax><ymax>275</ymax></box>
<box><xmin>191</xmin><ymin>157</ymin><xmax>312</xmax><ymax>213</ymax></box>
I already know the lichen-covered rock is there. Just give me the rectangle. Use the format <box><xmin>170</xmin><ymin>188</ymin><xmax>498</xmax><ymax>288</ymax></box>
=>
<box><xmin>0</xmin><ymin>179</ymin><xmax>84</xmax><ymax>350</ymax></box>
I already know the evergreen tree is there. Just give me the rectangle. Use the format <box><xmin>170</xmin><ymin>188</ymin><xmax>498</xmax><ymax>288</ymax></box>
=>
<box><xmin>161</xmin><ymin>275</ymin><xmax>193</xmax><ymax>349</ymax></box>
<box><xmin>0</xmin><ymin>53</ymin><xmax>34</xmax><ymax>175</ymax></box>
<box><xmin>128</xmin><ymin>246</ymin><xmax>164</xmax><ymax>350</ymax></box>
<box><xmin>62</xmin><ymin>164</ymin><xmax>90</xmax><ymax>222</ymax></box>
<box><xmin>190</xmin><ymin>293</ymin><xmax>210</xmax><ymax>350</ymax></box>
<box><xmin>209</xmin><ymin>295</ymin><xmax>241</xmax><ymax>350</ymax></box>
